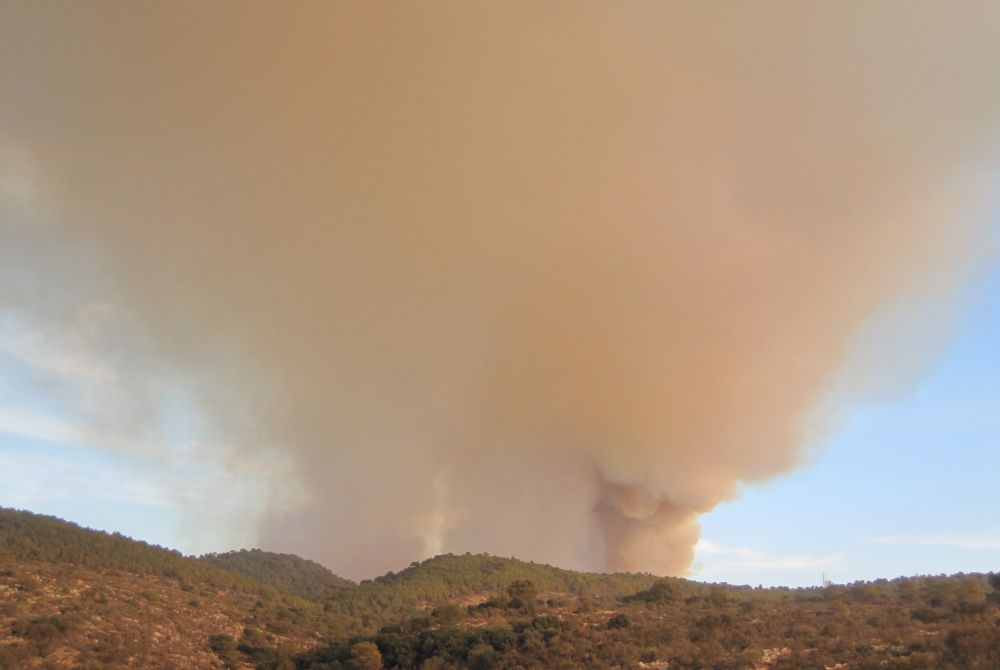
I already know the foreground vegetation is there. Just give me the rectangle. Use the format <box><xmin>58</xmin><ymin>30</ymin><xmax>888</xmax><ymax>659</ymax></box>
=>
<box><xmin>1</xmin><ymin>507</ymin><xmax>998</xmax><ymax>669</ymax></box>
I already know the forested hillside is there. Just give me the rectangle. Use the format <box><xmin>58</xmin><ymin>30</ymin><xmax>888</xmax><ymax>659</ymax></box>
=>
<box><xmin>201</xmin><ymin>549</ymin><xmax>355</xmax><ymax>603</ymax></box>
<box><xmin>298</xmin><ymin>572</ymin><xmax>1000</xmax><ymax>670</ymax></box>
<box><xmin>0</xmin><ymin>508</ymin><xmax>355</xmax><ymax>669</ymax></box>
<box><xmin>1</xmin><ymin>507</ymin><xmax>999</xmax><ymax>669</ymax></box>
<box><xmin>337</xmin><ymin>553</ymin><xmax>661</xmax><ymax>625</ymax></box>
<box><xmin>0</xmin><ymin>507</ymin><xmax>253</xmax><ymax>590</ymax></box>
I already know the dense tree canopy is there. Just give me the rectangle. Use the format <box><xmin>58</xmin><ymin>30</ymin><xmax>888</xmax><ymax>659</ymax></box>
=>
<box><xmin>201</xmin><ymin>548</ymin><xmax>356</xmax><ymax>602</ymax></box>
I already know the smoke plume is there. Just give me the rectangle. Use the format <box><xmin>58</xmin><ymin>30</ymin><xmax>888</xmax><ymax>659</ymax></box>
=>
<box><xmin>1</xmin><ymin>2</ymin><xmax>998</xmax><ymax>578</ymax></box>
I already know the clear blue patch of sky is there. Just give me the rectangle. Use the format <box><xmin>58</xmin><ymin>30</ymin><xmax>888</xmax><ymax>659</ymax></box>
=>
<box><xmin>697</xmin><ymin>259</ymin><xmax>1000</xmax><ymax>586</ymax></box>
<box><xmin>0</xmin><ymin>433</ymin><xmax>181</xmax><ymax>549</ymax></box>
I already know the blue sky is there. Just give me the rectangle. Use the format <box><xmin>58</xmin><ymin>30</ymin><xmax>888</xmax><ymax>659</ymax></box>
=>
<box><xmin>695</xmin><ymin>259</ymin><xmax>1000</xmax><ymax>586</ymax></box>
<box><xmin>1</xmin><ymin>257</ymin><xmax>998</xmax><ymax>585</ymax></box>
<box><xmin>0</xmin><ymin>316</ymin><xmax>275</xmax><ymax>555</ymax></box>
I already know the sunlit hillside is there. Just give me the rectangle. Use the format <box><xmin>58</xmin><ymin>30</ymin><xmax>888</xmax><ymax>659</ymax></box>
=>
<box><xmin>1</xmin><ymin>508</ymin><xmax>998</xmax><ymax>669</ymax></box>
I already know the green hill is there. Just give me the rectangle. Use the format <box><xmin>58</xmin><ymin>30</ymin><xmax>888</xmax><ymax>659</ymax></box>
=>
<box><xmin>200</xmin><ymin>549</ymin><xmax>355</xmax><ymax>603</ymax></box>
<box><xmin>0</xmin><ymin>507</ymin><xmax>255</xmax><ymax>591</ymax></box>
<box><xmin>0</xmin><ymin>507</ymin><xmax>355</xmax><ymax>669</ymax></box>
<box><xmin>338</xmin><ymin>553</ymin><xmax>660</xmax><ymax>621</ymax></box>
<box><xmin>3</xmin><ymin>506</ymin><xmax>1000</xmax><ymax>670</ymax></box>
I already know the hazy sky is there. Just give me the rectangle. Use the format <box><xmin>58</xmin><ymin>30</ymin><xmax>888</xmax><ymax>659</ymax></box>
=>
<box><xmin>1</xmin><ymin>2</ymin><xmax>999</xmax><ymax>585</ymax></box>
<box><xmin>1</xmin><ymin>261</ymin><xmax>997</xmax><ymax>586</ymax></box>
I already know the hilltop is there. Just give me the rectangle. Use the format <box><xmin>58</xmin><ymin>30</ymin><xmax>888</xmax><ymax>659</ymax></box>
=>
<box><xmin>337</xmin><ymin>553</ymin><xmax>660</xmax><ymax>623</ymax></box>
<box><xmin>1</xmin><ymin>507</ymin><xmax>999</xmax><ymax>669</ymax></box>
<box><xmin>200</xmin><ymin>549</ymin><xmax>356</xmax><ymax>602</ymax></box>
<box><xmin>0</xmin><ymin>508</ymin><xmax>356</xmax><ymax>669</ymax></box>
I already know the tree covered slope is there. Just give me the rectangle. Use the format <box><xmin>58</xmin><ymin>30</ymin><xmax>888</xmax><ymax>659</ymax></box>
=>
<box><xmin>338</xmin><ymin>553</ymin><xmax>660</xmax><ymax>621</ymax></box>
<box><xmin>0</xmin><ymin>508</ymin><xmax>354</xmax><ymax>669</ymax></box>
<box><xmin>200</xmin><ymin>549</ymin><xmax>355</xmax><ymax>603</ymax></box>
<box><xmin>2</xmin><ymin>506</ymin><xmax>999</xmax><ymax>670</ymax></box>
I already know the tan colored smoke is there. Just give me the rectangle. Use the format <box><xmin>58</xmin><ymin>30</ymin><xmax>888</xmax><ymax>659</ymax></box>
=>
<box><xmin>1</xmin><ymin>2</ymin><xmax>998</xmax><ymax>578</ymax></box>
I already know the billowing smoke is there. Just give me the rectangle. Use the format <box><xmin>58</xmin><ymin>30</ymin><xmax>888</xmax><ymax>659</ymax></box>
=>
<box><xmin>1</xmin><ymin>2</ymin><xmax>998</xmax><ymax>579</ymax></box>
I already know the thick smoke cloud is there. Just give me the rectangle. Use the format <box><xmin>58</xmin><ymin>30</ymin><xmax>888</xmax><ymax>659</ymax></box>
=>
<box><xmin>1</xmin><ymin>2</ymin><xmax>998</xmax><ymax>578</ymax></box>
